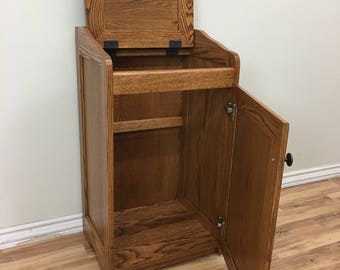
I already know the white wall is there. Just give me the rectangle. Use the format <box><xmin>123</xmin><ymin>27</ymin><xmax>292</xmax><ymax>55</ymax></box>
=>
<box><xmin>0</xmin><ymin>1</ymin><xmax>85</xmax><ymax>229</ymax></box>
<box><xmin>195</xmin><ymin>0</ymin><xmax>340</xmax><ymax>170</ymax></box>
<box><xmin>0</xmin><ymin>1</ymin><xmax>339</xmax><ymax>229</ymax></box>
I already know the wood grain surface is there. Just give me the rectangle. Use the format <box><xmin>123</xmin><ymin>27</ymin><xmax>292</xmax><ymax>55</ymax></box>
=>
<box><xmin>113</xmin><ymin>200</ymin><xmax>218</xmax><ymax>270</ymax></box>
<box><xmin>113</xmin><ymin>117</ymin><xmax>184</xmax><ymax>133</ymax></box>
<box><xmin>85</xmin><ymin>0</ymin><xmax>194</xmax><ymax>48</ymax></box>
<box><xmin>181</xmin><ymin>88</ymin><xmax>231</xmax><ymax>233</ymax></box>
<box><xmin>1</xmin><ymin>179</ymin><xmax>340</xmax><ymax>270</ymax></box>
<box><xmin>191</xmin><ymin>30</ymin><xmax>241</xmax><ymax>83</ymax></box>
<box><xmin>224</xmin><ymin>85</ymin><xmax>289</xmax><ymax>270</ymax></box>
<box><xmin>112</xmin><ymin>55</ymin><xmax>189</xmax><ymax>71</ymax></box>
<box><xmin>114</xmin><ymin>129</ymin><xmax>182</xmax><ymax>210</ymax></box>
<box><xmin>76</xmin><ymin>27</ymin><xmax>114</xmax><ymax>270</ymax></box>
<box><xmin>112</xmin><ymin>67</ymin><xmax>235</xmax><ymax>95</ymax></box>
<box><xmin>179</xmin><ymin>48</ymin><xmax>237</xmax><ymax>242</ymax></box>
<box><xmin>114</xmin><ymin>92</ymin><xmax>183</xmax><ymax>122</ymax></box>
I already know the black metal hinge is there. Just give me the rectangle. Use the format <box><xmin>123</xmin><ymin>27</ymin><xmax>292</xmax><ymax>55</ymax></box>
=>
<box><xmin>104</xmin><ymin>40</ymin><xmax>119</xmax><ymax>50</ymax></box>
<box><xmin>167</xmin><ymin>40</ymin><xmax>182</xmax><ymax>56</ymax></box>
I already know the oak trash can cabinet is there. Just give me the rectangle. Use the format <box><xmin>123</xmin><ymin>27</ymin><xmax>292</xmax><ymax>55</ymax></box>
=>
<box><xmin>76</xmin><ymin>0</ymin><xmax>292</xmax><ymax>269</ymax></box>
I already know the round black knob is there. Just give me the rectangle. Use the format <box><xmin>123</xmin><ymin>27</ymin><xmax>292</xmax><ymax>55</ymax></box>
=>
<box><xmin>285</xmin><ymin>153</ymin><xmax>293</xmax><ymax>167</ymax></box>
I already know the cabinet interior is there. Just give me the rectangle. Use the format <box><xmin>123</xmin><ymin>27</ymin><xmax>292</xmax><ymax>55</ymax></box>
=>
<box><xmin>108</xmin><ymin>51</ymin><xmax>226</xmax><ymax>71</ymax></box>
<box><xmin>109</xmin><ymin>51</ymin><xmax>233</xmax><ymax>269</ymax></box>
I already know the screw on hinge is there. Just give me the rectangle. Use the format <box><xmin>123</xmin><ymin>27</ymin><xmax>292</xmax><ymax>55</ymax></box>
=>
<box><xmin>217</xmin><ymin>217</ymin><xmax>225</xmax><ymax>228</ymax></box>
<box><xmin>225</xmin><ymin>103</ymin><xmax>236</xmax><ymax>121</ymax></box>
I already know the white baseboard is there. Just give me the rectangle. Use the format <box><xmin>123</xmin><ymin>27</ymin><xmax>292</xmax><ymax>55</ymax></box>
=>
<box><xmin>0</xmin><ymin>214</ymin><xmax>83</xmax><ymax>250</ymax></box>
<box><xmin>283</xmin><ymin>163</ymin><xmax>340</xmax><ymax>188</ymax></box>
<box><xmin>1</xmin><ymin>163</ymin><xmax>339</xmax><ymax>251</ymax></box>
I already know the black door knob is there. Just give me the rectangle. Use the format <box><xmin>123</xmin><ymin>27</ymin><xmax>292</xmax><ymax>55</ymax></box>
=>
<box><xmin>285</xmin><ymin>153</ymin><xmax>293</xmax><ymax>167</ymax></box>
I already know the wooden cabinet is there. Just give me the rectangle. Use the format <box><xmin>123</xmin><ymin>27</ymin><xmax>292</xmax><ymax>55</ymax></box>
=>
<box><xmin>76</xmin><ymin>1</ymin><xmax>290</xmax><ymax>269</ymax></box>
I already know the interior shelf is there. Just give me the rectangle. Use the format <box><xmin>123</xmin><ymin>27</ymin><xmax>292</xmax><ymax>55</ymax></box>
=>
<box><xmin>114</xmin><ymin>117</ymin><xmax>184</xmax><ymax>134</ymax></box>
<box><xmin>113</xmin><ymin>200</ymin><xmax>218</xmax><ymax>270</ymax></box>
<box><xmin>112</xmin><ymin>67</ymin><xmax>235</xmax><ymax>95</ymax></box>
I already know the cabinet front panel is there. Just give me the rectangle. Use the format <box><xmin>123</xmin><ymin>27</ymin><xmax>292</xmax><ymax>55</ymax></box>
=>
<box><xmin>223</xmin><ymin>86</ymin><xmax>288</xmax><ymax>270</ymax></box>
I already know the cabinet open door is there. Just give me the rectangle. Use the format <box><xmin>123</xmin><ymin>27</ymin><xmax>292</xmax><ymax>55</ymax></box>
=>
<box><xmin>222</xmin><ymin>86</ymin><xmax>289</xmax><ymax>270</ymax></box>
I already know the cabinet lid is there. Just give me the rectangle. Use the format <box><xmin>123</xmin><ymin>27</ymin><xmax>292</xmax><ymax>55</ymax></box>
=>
<box><xmin>85</xmin><ymin>0</ymin><xmax>194</xmax><ymax>48</ymax></box>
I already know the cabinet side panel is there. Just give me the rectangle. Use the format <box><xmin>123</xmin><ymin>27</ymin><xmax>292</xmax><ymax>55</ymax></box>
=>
<box><xmin>76</xmin><ymin>27</ymin><xmax>114</xmax><ymax>270</ymax></box>
<box><xmin>82</xmin><ymin>58</ymin><xmax>107</xmax><ymax>242</ymax></box>
<box><xmin>182</xmin><ymin>55</ymin><xmax>233</xmax><ymax>234</ymax></box>
<box><xmin>192</xmin><ymin>30</ymin><xmax>241</xmax><ymax>83</ymax></box>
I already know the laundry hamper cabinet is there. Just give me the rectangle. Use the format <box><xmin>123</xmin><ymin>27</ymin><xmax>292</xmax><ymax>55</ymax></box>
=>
<box><xmin>76</xmin><ymin>1</ymin><xmax>292</xmax><ymax>269</ymax></box>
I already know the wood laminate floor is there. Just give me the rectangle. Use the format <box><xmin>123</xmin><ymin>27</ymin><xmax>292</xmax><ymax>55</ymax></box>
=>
<box><xmin>1</xmin><ymin>178</ymin><xmax>340</xmax><ymax>270</ymax></box>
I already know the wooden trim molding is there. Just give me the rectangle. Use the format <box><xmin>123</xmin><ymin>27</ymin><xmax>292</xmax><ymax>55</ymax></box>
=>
<box><xmin>114</xmin><ymin>117</ymin><xmax>184</xmax><ymax>134</ymax></box>
<box><xmin>112</xmin><ymin>68</ymin><xmax>235</xmax><ymax>95</ymax></box>
<box><xmin>282</xmin><ymin>163</ymin><xmax>340</xmax><ymax>188</ymax></box>
<box><xmin>0</xmin><ymin>214</ymin><xmax>82</xmax><ymax>250</ymax></box>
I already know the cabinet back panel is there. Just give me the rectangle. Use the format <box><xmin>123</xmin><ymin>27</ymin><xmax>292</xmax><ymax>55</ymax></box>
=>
<box><xmin>112</xmin><ymin>56</ymin><xmax>189</xmax><ymax>71</ymax></box>
<box><xmin>114</xmin><ymin>128</ymin><xmax>182</xmax><ymax>211</ymax></box>
<box><xmin>112</xmin><ymin>53</ymin><xmax>232</xmax><ymax>212</ymax></box>
<box><xmin>114</xmin><ymin>92</ymin><xmax>183</xmax><ymax>122</ymax></box>
<box><xmin>181</xmin><ymin>89</ymin><xmax>232</xmax><ymax>225</ymax></box>
<box><xmin>109</xmin><ymin>54</ymin><xmax>229</xmax><ymax>71</ymax></box>
<box><xmin>114</xmin><ymin>87</ymin><xmax>184</xmax><ymax>211</ymax></box>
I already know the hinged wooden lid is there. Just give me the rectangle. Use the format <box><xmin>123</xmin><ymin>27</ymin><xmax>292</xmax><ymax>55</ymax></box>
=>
<box><xmin>85</xmin><ymin>0</ymin><xmax>194</xmax><ymax>48</ymax></box>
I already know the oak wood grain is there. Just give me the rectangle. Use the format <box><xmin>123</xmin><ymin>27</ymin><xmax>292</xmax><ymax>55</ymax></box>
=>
<box><xmin>180</xmin><ymin>52</ymin><xmax>235</xmax><ymax>242</ymax></box>
<box><xmin>83</xmin><ymin>58</ymin><xmax>105</xmax><ymax>242</ymax></box>
<box><xmin>114</xmin><ymin>128</ymin><xmax>182</xmax><ymax>210</ymax></box>
<box><xmin>192</xmin><ymin>30</ymin><xmax>241</xmax><ymax>83</ymax></box>
<box><xmin>85</xmin><ymin>0</ymin><xmax>194</xmax><ymax>48</ymax></box>
<box><xmin>114</xmin><ymin>117</ymin><xmax>184</xmax><ymax>134</ymax></box>
<box><xmin>76</xmin><ymin>26</ymin><xmax>114</xmax><ymax>270</ymax></box>
<box><xmin>223</xmin><ymin>85</ymin><xmax>289</xmax><ymax>270</ymax></box>
<box><xmin>113</xmin><ymin>49</ymin><xmax>191</xmax><ymax>57</ymax></box>
<box><xmin>181</xmin><ymin>88</ymin><xmax>231</xmax><ymax>234</ymax></box>
<box><xmin>112</xmin><ymin>68</ymin><xmax>235</xmax><ymax>95</ymax></box>
<box><xmin>111</xmin><ymin>57</ymin><xmax>186</xmax><ymax>213</ymax></box>
<box><xmin>112</xmin><ymin>55</ymin><xmax>189</xmax><ymax>71</ymax></box>
<box><xmin>113</xmin><ymin>200</ymin><xmax>219</xmax><ymax>270</ymax></box>
<box><xmin>114</xmin><ymin>92</ymin><xmax>184</xmax><ymax>122</ymax></box>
